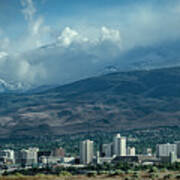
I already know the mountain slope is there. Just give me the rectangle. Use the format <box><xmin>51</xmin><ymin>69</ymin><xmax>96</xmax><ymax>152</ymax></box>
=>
<box><xmin>0</xmin><ymin>67</ymin><xmax>180</xmax><ymax>138</ymax></box>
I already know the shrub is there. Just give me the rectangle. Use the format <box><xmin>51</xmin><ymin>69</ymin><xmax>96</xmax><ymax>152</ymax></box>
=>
<box><xmin>107</xmin><ymin>171</ymin><xmax>116</xmax><ymax>176</ymax></box>
<box><xmin>160</xmin><ymin>168</ymin><xmax>167</xmax><ymax>172</ymax></box>
<box><xmin>176</xmin><ymin>174</ymin><xmax>180</xmax><ymax>179</ymax></box>
<box><xmin>163</xmin><ymin>174</ymin><xmax>173</xmax><ymax>180</ymax></box>
<box><xmin>125</xmin><ymin>170</ymin><xmax>133</xmax><ymax>174</ymax></box>
<box><xmin>124</xmin><ymin>177</ymin><xmax>131</xmax><ymax>180</ymax></box>
<box><xmin>149</xmin><ymin>167</ymin><xmax>158</xmax><ymax>173</ymax></box>
<box><xmin>14</xmin><ymin>172</ymin><xmax>25</xmax><ymax>177</ymax></box>
<box><xmin>149</xmin><ymin>173</ymin><xmax>157</xmax><ymax>180</ymax></box>
<box><xmin>133</xmin><ymin>172</ymin><xmax>139</xmax><ymax>178</ymax></box>
<box><xmin>59</xmin><ymin>171</ymin><xmax>72</xmax><ymax>177</ymax></box>
<box><xmin>87</xmin><ymin>171</ymin><xmax>97</xmax><ymax>177</ymax></box>
<box><xmin>114</xmin><ymin>169</ymin><xmax>124</xmax><ymax>176</ymax></box>
<box><xmin>98</xmin><ymin>170</ymin><xmax>108</xmax><ymax>175</ymax></box>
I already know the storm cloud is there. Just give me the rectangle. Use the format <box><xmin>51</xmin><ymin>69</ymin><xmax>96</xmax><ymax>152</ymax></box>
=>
<box><xmin>0</xmin><ymin>0</ymin><xmax>180</xmax><ymax>88</ymax></box>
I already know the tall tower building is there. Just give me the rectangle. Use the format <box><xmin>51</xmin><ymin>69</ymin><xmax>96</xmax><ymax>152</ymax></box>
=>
<box><xmin>18</xmin><ymin>148</ymin><xmax>39</xmax><ymax>166</ymax></box>
<box><xmin>175</xmin><ymin>141</ymin><xmax>180</xmax><ymax>158</ymax></box>
<box><xmin>80</xmin><ymin>140</ymin><xmax>94</xmax><ymax>164</ymax></box>
<box><xmin>0</xmin><ymin>149</ymin><xmax>15</xmax><ymax>164</ymax></box>
<box><xmin>113</xmin><ymin>134</ymin><xmax>126</xmax><ymax>156</ymax></box>
<box><xmin>102</xmin><ymin>143</ymin><xmax>113</xmax><ymax>157</ymax></box>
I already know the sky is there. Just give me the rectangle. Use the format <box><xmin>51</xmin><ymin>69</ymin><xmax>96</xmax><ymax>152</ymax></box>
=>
<box><xmin>0</xmin><ymin>0</ymin><xmax>180</xmax><ymax>88</ymax></box>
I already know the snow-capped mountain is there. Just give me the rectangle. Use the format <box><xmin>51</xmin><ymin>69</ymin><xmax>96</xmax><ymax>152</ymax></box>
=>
<box><xmin>0</xmin><ymin>79</ymin><xmax>32</xmax><ymax>93</ymax></box>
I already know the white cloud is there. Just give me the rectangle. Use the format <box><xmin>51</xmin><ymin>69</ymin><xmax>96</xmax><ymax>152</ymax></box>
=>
<box><xmin>0</xmin><ymin>52</ymin><xmax>8</xmax><ymax>59</ymax></box>
<box><xmin>58</xmin><ymin>27</ymin><xmax>79</xmax><ymax>47</ymax></box>
<box><xmin>32</xmin><ymin>17</ymin><xmax>43</xmax><ymax>35</ymax></box>
<box><xmin>17</xmin><ymin>59</ymin><xmax>46</xmax><ymax>83</ymax></box>
<box><xmin>18</xmin><ymin>0</ymin><xmax>51</xmax><ymax>52</ymax></box>
<box><xmin>57</xmin><ymin>27</ymin><xmax>89</xmax><ymax>47</ymax></box>
<box><xmin>0</xmin><ymin>26</ymin><xmax>122</xmax><ymax>86</ymax></box>
<box><xmin>0</xmin><ymin>0</ymin><xmax>180</xmax><ymax>89</ymax></box>
<box><xmin>21</xmin><ymin>0</ymin><xmax>36</xmax><ymax>21</ymax></box>
<box><xmin>101</xmin><ymin>26</ymin><xmax>121</xmax><ymax>43</ymax></box>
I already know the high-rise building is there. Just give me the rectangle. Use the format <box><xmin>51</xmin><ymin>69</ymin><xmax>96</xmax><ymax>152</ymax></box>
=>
<box><xmin>175</xmin><ymin>141</ymin><xmax>180</xmax><ymax>158</ymax></box>
<box><xmin>0</xmin><ymin>149</ymin><xmax>15</xmax><ymax>164</ymax></box>
<box><xmin>18</xmin><ymin>148</ymin><xmax>39</xmax><ymax>166</ymax></box>
<box><xmin>156</xmin><ymin>143</ymin><xmax>177</xmax><ymax>157</ymax></box>
<box><xmin>113</xmin><ymin>134</ymin><xmax>126</xmax><ymax>156</ymax></box>
<box><xmin>96</xmin><ymin>151</ymin><xmax>100</xmax><ymax>164</ymax></box>
<box><xmin>80</xmin><ymin>140</ymin><xmax>94</xmax><ymax>164</ymax></box>
<box><xmin>127</xmin><ymin>147</ymin><xmax>136</xmax><ymax>156</ymax></box>
<box><xmin>102</xmin><ymin>143</ymin><xmax>113</xmax><ymax>157</ymax></box>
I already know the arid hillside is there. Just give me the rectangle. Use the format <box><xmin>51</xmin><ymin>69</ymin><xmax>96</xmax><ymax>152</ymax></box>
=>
<box><xmin>1</xmin><ymin>67</ymin><xmax>180</xmax><ymax>138</ymax></box>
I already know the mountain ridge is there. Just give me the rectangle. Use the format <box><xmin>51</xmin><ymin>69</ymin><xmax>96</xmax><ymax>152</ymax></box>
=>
<box><xmin>0</xmin><ymin>66</ymin><xmax>180</xmax><ymax>138</ymax></box>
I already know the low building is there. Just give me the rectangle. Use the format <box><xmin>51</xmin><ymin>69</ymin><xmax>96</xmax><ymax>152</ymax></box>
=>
<box><xmin>146</xmin><ymin>148</ymin><xmax>153</xmax><ymax>156</ymax></box>
<box><xmin>112</xmin><ymin>155</ymin><xmax>159</xmax><ymax>164</ymax></box>
<box><xmin>97</xmin><ymin>156</ymin><xmax>114</xmax><ymax>164</ymax></box>
<box><xmin>60</xmin><ymin>157</ymin><xmax>75</xmax><ymax>164</ymax></box>
<box><xmin>137</xmin><ymin>155</ymin><xmax>160</xmax><ymax>164</ymax></box>
<box><xmin>112</xmin><ymin>156</ymin><xmax>139</xmax><ymax>164</ymax></box>
<box><xmin>51</xmin><ymin>147</ymin><xmax>65</xmax><ymax>157</ymax></box>
<box><xmin>127</xmin><ymin>147</ymin><xmax>136</xmax><ymax>156</ymax></box>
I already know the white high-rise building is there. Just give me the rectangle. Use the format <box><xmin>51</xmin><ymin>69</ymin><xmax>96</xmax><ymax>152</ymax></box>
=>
<box><xmin>113</xmin><ymin>134</ymin><xmax>126</xmax><ymax>156</ymax></box>
<box><xmin>19</xmin><ymin>148</ymin><xmax>39</xmax><ymax>166</ymax></box>
<box><xmin>170</xmin><ymin>152</ymin><xmax>177</xmax><ymax>164</ymax></box>
<box><xmin>0</xmin><ymin>149</ymin><xmax>15</xmax><ymax>164</ymax></box>
<box><xmin>156</xmin><ymin>143</ymin><xmax>177</xmax><ymax>157</ymax></box>
<box><xmin>127</xmin><ymin>147</ymin><xmax>136</xmax><ymax>156</ymax></box>
<box><xmin>80</xmin><ymin>140</ymin><xmax>94</xmax><ymax>164</ymax></box>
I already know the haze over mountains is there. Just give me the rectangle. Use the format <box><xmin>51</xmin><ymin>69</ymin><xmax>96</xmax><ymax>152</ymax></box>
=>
<box><xmin>1</xmin><ymin>0</ymin><xmax>180</xmax><ymax>92</ymax></box>
<box><xmin>0</xmin><ymin>66</ymin><xmax>180</xmax><ymax>138</ymax></box>
<box><xmin>1</xmin><ymin>39</ymin><xmax>180</xmax><ymax>93</ymax></box>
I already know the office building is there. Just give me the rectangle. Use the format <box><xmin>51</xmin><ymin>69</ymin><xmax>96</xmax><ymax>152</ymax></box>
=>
<box><xmin>19</xmin><ymin>148</ymin><xmax>39</xmax><ymax>166</ymax></box>
<box><xmin>0</xmin><ymin>149</ymin><xmax>15</xmax><ymax>164</ymax></box>
<box><xmin>102</xmin><ymin>143</ymin><xmax>113</xmax><ymax>157</ymax></box>
<box><xmin>175</xmin><ymin>141</ymin><xmax>180</xmax><ymax>158</ymax></box>
<box><xmin>80</xmin><ymin>139</ymin><xmax>94</xmax><ymax>164</ymax></box>
<box><xmin>113</xmin><ymin>134</ymin><xmax>126</xmax><ymax>156</ymax></box>
<box><xmin>156</xmin><ymin>143</ymin><xmax>177</xmax><ymax>157</ymax></box>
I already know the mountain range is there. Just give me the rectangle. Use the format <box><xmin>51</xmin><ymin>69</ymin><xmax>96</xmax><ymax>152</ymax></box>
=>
<box><xmin>0</xmin><ymin>66</ymin><xmax>180</xmax><ymax>139</ymax></box>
